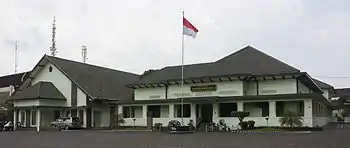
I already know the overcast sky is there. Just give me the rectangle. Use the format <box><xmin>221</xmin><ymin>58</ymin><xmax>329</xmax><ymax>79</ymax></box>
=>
<box><xmin>1</xmin><ymin>0</ymin><xmax>350</xmax><ymax>88</ymax></box>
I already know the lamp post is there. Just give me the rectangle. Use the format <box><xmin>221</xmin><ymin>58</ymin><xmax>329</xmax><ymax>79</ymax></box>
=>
<box><xmin>265</xmin><ymin>116</ymin><xmax>269</xmax><ymax>127</ymax></box>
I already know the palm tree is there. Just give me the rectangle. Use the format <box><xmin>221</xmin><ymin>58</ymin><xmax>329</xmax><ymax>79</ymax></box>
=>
<box><xmin>279</xmin><ymin>111</ymin><xmax>303</xmax><ymax>127</ymax></box>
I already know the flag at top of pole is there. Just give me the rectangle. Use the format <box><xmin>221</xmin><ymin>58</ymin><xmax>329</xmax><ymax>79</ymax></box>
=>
<box><xmin>183</xmin><ymin>17</ymin><xmax>199</xmax><ymax>38</ymax></box>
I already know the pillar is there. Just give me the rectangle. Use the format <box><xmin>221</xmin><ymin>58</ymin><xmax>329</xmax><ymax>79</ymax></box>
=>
<box><xmin>83</xmin><ymin>108</ymin><xmax>87</xmax><ymax>128</ymax></box>
<box><xmin>109</xmin><ymin>105</ymin><xmax>116</xmax><ymax>129</ymax></box>
<box><xmin>212</xmin><ymin>103</ymin><xmax>219</xmax><ymax>121</ymax></box>
<box><xmin>36</xmin><ymin>108</ymin><xmax>41</xmax><ymax>132</ymax></box>
<box><xmin>169</xmin><ymin>104</ymin><xmax>174</xmax><ymax>118</ymax></box>
<box><xmin>14</xmin><ymin>109</ymin><xmax>18</xmax><ymax>130</ymax></box>
<box><xmin>269</xmin><ymin>101</ymin><xmax>276</xmax><ymax>117</ymax></box>
<box><xmin>237</xmin><ymin>101</ymin><xmax>244</xmax><ymax>111</ymax></box>
<box><xmin>91</xmin><ymin>108</ymin><xmax>94</xmax><ymax>127</ymax></box>
<box><xmin>190</xmin><ymin>103</ymin><xmax>196</xmax><ymax>122</ymax></box>
<box><xmin>304</xmin><ymin>99</ymin><xmax>313</xmax><ymax>126</ymax></box>
<box><xmin>142</xmin><ymin>105</ymin><xmax>147</xmax><ymax>118</ymax></box>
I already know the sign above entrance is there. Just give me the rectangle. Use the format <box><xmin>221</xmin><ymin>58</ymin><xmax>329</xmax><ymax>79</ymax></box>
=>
<box><xmin>190</xmin><ymin>85</ymin><xmax>217</xmax><ymax>92</ymax></box>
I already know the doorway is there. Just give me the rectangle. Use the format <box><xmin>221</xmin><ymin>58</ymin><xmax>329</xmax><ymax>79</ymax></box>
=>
<box><xmin>196</xmin><ymin>104</ymin><xmax>213</xmax><ymax>124</ymax></box>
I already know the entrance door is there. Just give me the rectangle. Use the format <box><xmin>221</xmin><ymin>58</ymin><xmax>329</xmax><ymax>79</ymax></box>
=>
<box><xmin>201</xmin><ymin>104</ymin><xmax>213</xmax><ymax>122</ymax></box>
<box><xmin>93</xmin><ymin>110</ymin><xmax>101</xmax><ymax>127</ymax></box>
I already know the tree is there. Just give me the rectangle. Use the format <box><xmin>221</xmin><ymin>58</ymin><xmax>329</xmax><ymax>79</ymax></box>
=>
<box><xmin>231</xmin><ymin>111</ymin><xmax>250</xmax><ymax>124</ymax></box>
<box><xmin>279</xmin><ymin>111</ymin><xmax>303</xmax><ymax>127</ymax></box>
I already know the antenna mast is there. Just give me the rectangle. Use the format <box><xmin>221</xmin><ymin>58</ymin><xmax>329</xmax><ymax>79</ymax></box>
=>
<box><xmin>14</xmin><ymin>40</ymin><xmax>18</xmax><ymax>74</ymax></box>
<box><xmin>82</xmin><ymin>45</ymin><xmax>87</xmax><ymax>63</ymax></box>
<box><xmin>50</xmin><ymin>16</ymin><xmax>57</xmax><ymax>56</ymax></box>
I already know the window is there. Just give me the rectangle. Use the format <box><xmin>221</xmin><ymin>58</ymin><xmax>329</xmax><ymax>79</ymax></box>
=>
<box><xmin>219</xmin><ymin>103</ymin><xmax>237</xmax><ymax>117</ymax></box>
<box><xmin>298</xmin><ymin>101</ymin><xmax>304</xmax><ymax>116</ymax></box>
<box><xmin>31</xmin><ymin>110</ymin><xmax>37</xmax><ymax>126</ymax></box>
<box><xmin>49</xmin><ymin>66</ymin><xmax>53</xmax><ymax>72</ymax></box>
<box><xmin>148</xmin><ymin>105</ymin><xmax>161</xmax><ymax>118</ymax></box>
<box><xmin>123</xmin><ymin>106</ymin><xmax>143</xmax><ymax>118</ymax></box>
<box><xmin>19</xmin><ymin>111</ymin><xmax>26</xmax><ymax>124</ymax></box>
<box><xmin>276</xmin><ymin>102</ymin><xmax>285</xmax><ymax>117</ymax></box>
<box><xmin>175</xmin><ymin>104</ymin><xmax>191</xmax><ymax>117</ymax></box>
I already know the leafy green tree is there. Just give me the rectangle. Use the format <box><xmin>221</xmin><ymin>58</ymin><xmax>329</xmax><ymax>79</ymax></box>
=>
<box><xmin>279</xmin><ymin>111</ymin><xmax>303</xmax><ymax>127</ymax></box>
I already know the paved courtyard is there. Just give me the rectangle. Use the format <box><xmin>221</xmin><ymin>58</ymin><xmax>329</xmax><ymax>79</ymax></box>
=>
<box><xmin>0</xmin><ymin>124</ymin><xmax>349</xmax><ymax>148</ymax></box>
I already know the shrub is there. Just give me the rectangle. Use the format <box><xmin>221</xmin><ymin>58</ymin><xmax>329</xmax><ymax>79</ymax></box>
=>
<box><xmin>279</xmin><ymin>111</ymin><xmax>303</xmax><ymax>127</ymax></box>
<box><xmin>239</xmin><ymin>121</ymin><xmax>249</xmax><ymax>130</ymax></box>
<box><xmin>115</xmin><ymin>113</ymin><xmax>125</xmax><ymax>126</ymax></box>
<box><xmin>154</xmin><ymin>123</ymin><xmax>163</xmax><ymax>132</ymax></box>
<box><xmin>247</xmin><ymin>120</ymin><xmax>255</xmax><ymax>129</ymax></box>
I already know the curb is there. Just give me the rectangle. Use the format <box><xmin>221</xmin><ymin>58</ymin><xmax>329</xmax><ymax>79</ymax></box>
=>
<box><xmin>229</xmin><ymin>130</ymin><xmax>312</xmax><ymax>133</ymax></box>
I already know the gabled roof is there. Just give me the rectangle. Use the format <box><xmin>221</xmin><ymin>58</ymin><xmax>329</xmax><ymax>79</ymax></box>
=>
<box><xmin>132</xmin><ymin>46</ymin><xmax>300</xmax><ymax>85</ymax></box>
<box><xmin>20</xmin><ymin>55</ymin><xmax>140</xmax><ymax>101</ymax></box>
<box><xmin>312</xmin><ymin>78</ymin><xmax>333</xmax><ymax>89</ymax></box>
<box><xmin>0</xmin><ymin>71</ymin><xmax>31</xmax><ymax>88</ymax></box>
<box><xmin>334</xmin><ymin>88</ymin><xmax>350</xmax><ymax>99</ymax></box>
<box><xmin>10</xmin><ymin>81</ymin><xmax>66</xmax><ymax>100</ymax></box>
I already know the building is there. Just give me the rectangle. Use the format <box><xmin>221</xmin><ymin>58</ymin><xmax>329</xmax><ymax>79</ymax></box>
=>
<box><xmin>8</xmin><ymin>55</ymin><xmax>139</xmax><ymax>131</ymax></box>
<box><xmin>123</xmin><ymin>46</ymin><xmax>334</xmax><ymax>128</ymax></box>
<box><xmin>0</xmin><ymin>72</ymin><xmax>30</xmax><ymax>120</ymax></box>
<box><xmin>331</xmin><ymin>88</ymin><xmax>350</xmax><ymax>122</ymax></box>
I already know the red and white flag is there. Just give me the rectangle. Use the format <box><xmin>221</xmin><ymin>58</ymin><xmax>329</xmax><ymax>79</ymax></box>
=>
<box><xmin>183</xmin><ymin>17</ymin><xmax>199</xmax><ymax>38</ymax></box>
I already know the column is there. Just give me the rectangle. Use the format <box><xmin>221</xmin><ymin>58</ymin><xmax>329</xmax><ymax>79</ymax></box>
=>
<box><xmin>237</xmin><ymin>101</ymin><xmax>244</xmax><ymax>111</ymax></box>
<box><xmin>212</xmin><ymin>103</ymin><xmax>219</xmax><ymax>122</ymax></box>
<box><xmin>14</xmin><ymin>109</ymin><xmax>18</xmax><ymax>130</ymax></box>
<box><xmin>142</xmin><ymin>105</ymin><xmax>147</xmax><ymax>118</ymax></box>
<box><xmin>36</xmin><ymin>108</ymin><xmax>41</xmax><ymax>132</ymax></box>
<box><xmin>190</xmin><ymin>103</ymin><xmax>196</xmax><ymax>121</ymax></box>
<box><xmin>169</xmin><ymin>104</ymin><xmax>174</xmax><ymax>118</ymax></box>
<box><xmin>269</xmin><ymin>101</ymin><xmax>276</xmax><ymax>117</ymax></box>
<box><xmin>304</xmin><ymin>99</ymin><xmax>313</xmax><ymax>127</ymax></box>
<box><xmin>83</xmin><ymin>108</ymin><xmax>87</xmax><ymax>128</ymax></box>
<box><xmin>109</xmin><ymin>105</ymin><xmax>116</xmax><ymax>129</ymax></box>
<box><xmin>91</xmin><ymin>108</ymin><xmax>94</xmax><ymax>127</ymax></box>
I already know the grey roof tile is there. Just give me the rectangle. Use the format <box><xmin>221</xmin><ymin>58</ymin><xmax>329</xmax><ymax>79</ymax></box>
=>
<box><xmin>132</xmin><ymin>46</ymin><xmax>300</xmax><ymax>85</ymax></box>
<box><xmin>46</xmin><ymin>56</ymin><xmax>140</xmax><ymax>101</ymax></box>
<box><xmin>9</xmin><ymin>81</ymin><xmax>66</xmax><ymax>100</ymax></box>
<box><xmin>312</xmin><ymin>78</ymin><xmax>333</xmax><ymax>89</ymax></box>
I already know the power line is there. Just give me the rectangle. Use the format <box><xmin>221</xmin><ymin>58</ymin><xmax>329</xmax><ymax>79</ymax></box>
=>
<box><xmin>312</xmin><ymin>75</ymin><xmax>350</xmax><ymax>79</ymax></box>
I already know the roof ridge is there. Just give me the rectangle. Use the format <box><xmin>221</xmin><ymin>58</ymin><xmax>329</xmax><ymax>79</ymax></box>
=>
<box><xmin>216</xmin><ymin>45</ymin><xmax>252</xmax><ymax>62</ymax></box>
<box><xmin>46</xmin><ymin>55</ymin><xmax>139</xmax><ymax>76</ymax></box>
<box><xmin>216</xmin><ymin>45</ymin><xmax>299</xmax><ymax>71</ymax></box>
<box><xmin>162</xmin><ymin>61</ymin><xmax>215</xmax><ymax>69</ymax></box>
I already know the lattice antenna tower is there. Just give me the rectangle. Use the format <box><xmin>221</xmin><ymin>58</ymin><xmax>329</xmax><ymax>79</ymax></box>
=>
<box><xmin>50</xmin><ymin>16</ymin><xmax>57</xmax><ymax>56</ymax></box>
<box><xmin>82</xmin><ymin>45</ymin><xmax>87</xmax><ymax>63</ymax></box>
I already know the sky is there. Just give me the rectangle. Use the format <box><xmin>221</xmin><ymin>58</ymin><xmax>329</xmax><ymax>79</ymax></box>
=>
<box><xmin>1</xmin><ymin>0</ymin><xmax>350</xmax><ymax>88</ymax></box>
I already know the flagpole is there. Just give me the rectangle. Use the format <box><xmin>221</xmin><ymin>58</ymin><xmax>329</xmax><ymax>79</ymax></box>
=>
<box><xmin>181</xmin><ymin>10</ymin><xmax>185</xmax><ymax>125</ymax></box>
<box><xmin>15</xmin><ymin>40</ymin><xmax>18</xmax><ymax>74</ymax></box>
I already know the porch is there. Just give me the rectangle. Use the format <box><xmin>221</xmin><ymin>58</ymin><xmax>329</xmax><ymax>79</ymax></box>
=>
<box><xmin>119</xmin><ymin>99</ymin><xmax>314</xmax><ymax>128</ymax></box>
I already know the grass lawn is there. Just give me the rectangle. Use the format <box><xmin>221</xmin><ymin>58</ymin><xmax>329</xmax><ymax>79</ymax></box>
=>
<box><xmin>252</xmin><ymin>128</ymin><xmax>287</xmax><ymax>132</ymax></box>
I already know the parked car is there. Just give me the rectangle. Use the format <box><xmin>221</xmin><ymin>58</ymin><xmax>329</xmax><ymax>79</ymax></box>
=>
<box><xmin>51</xmin><ymin>117</ymin><xmax>81</xmax><ymax>130</ymax></box>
